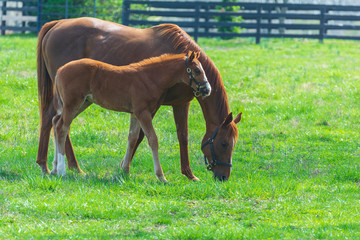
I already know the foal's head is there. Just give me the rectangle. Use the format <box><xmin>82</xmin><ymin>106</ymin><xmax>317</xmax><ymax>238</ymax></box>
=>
<box><xmin>184</xmin><ymin>51</ymin><xmax>211</xmax><ymax>98</ymax></box>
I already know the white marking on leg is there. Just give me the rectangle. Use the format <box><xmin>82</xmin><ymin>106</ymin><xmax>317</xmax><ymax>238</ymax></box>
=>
<box><xmin>57</xmin><ymin>153</ymin><xmax>66</xmax><ymax>176</ymax></box>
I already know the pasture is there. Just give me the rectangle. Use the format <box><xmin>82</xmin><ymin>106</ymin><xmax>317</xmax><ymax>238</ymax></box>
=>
<box><xmin>1</xmin><ymin>35</ymin><xmax>360</xmax><ymax>239</ymax></box>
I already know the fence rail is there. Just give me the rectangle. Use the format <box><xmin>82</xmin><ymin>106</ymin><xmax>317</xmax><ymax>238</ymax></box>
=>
<box><xmin>122</xmin><ymin>0</ymin><xmax>360</xmax><ymax>43</ymax></box>
<box><xmin>0</xmin><ymin>1</ymin><xmax>38</xmax><ymax>35</ymax></box>
<box><xmin>1</xmin><ymin>0</ymin><xmax>360</xmax><ymax>44</ymax></box>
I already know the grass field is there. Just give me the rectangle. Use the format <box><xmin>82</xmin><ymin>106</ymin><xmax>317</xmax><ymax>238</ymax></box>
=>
<box><xmin>1</xmin><ymin>34</ymin><xmax>360</xmax><ymax>239</ymax></box>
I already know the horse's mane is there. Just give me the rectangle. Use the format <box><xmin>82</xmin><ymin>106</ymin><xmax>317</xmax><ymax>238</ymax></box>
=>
<box><xmin>152</xmin><ymin>24</ymin><xmax>230</xmax><ymax>121</ymax></box>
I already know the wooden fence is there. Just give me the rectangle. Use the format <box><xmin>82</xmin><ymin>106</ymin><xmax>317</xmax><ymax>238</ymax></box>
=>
<box><xmin>0</xmin><ymin>0</ymin><xmax>38</xmax><ymax>35</ymax></box>
<box><xmin>1</xmin><ymin>0</ymin><xmax>360</xmax><ymax>44</ymax></box>
<box><xmin>122</xmin><ymin>1</ymin><xmax>360</xmax><ymax>43</ymax></box>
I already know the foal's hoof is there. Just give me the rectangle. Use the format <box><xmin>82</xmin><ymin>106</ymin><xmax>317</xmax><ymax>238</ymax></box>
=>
<box><xmin>75</xmin><ymin>169</ymin><xmax>86</xmax><ymax>176</ymax></box>
<box><xmin>39</xmin><ymin>165</ymin><xmax>50</xmax><ymax>174</ymax></box>
<box><xmin>157</xmin><ymin>176</ymin><xmax>168</xmax><ymax>183</ymax></box>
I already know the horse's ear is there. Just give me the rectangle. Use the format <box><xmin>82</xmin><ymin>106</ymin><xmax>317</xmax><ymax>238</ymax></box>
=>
<box><xmin>222</xmin><ymin>112</ymin><xmax>233</xmax><ymax>127</ymax></box>
<box><xmin>188</xmin><ymin>51</ymin><xmax>195</xmax><ymax>63</ymax></box>
<box><xmin>234</xmin><ymin>112</ymin><xmax>242</xmax><ymax>124</ymax></box>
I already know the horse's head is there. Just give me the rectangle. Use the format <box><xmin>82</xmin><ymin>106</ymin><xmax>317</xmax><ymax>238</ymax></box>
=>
<box><xmin>201</xmin><ymin>112</ymin><xmax>242</xmax><ymax>181</ymax></box>
<box><xmin>185</xmin><ymin>51</ymin><xmax>211</xmax><ymax>98</ymax></box>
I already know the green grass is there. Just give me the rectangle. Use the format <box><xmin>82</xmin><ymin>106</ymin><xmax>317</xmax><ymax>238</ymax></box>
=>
<box><xmin>1</xmin><ymin>34</ymin><xmax>360</xmax><ymax>239</ymax></box>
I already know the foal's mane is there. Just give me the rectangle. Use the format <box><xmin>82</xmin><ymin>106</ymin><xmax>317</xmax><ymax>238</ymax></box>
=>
<box><xmin>152</xmin><ymin>24</ymin><xmax>230</xmax><ymax>120</ymax></box>
<box><xmin>125</xmin><ymin>53</ymin><xmax>185</xmax><ymax>69</ymax></box>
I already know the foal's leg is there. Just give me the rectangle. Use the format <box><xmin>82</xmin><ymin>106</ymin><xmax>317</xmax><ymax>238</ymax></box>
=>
<box><xmin>52</xmin><ymin>99</ymin><xmax>89</xmax><ymax>176</ymax></box>
<box><xmin>50</xmin><ymin>114</ymin><xmax>61</xmax><ymax>175</ymax></box>
<box><xmin>121</xmin><ymin>106</ymin><xmax>159</xmax><ymax>169</ymax></box>
<box><xmin>135</xmin><ymin>111</ymin><xmax>167</xmax><ymax>183</ymax></box>
<box><xmin>53</xmin><ymin>114</ymin><xmax>70</xmax><ymax>176</ymax></box>
<box><xmin>121</xmin><ymin>114</ymin><xmax>141</xmax><ymax>173</ymax></box>
<box><xmin>173</xmin><ymin>103</ymin><xmax>199</xmax><ymax>181</ymax></box>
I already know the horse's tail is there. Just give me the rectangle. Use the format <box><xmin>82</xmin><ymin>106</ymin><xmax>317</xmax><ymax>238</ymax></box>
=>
<box><xmin>37</xmin><ymin>20</ymin><xmax>59</xmax><ymax>118</ymax></box>
<box><xmin>53</xmin><ymin>73</ymin><xmax>63</xmax><ymax>113</ymax></box>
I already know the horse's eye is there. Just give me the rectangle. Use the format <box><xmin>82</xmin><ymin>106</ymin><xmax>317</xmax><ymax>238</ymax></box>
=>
<box><xmin>221</xmin><ymin>142</ymin><xmax>228</xmax><ymax>148</ymax></box>
<box><xmin>194</xmin><ymin>68</ymin><xmax>201</xmax><ymax>75</ymax></box>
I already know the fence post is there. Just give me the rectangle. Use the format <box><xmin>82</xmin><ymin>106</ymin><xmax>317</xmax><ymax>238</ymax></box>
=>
<box><xmin>65</xmin><ymin>0</ymin><xmax>68</xmax><ymax>19</ymax></box>
<box><xmin>1</xmin><ymin>1</ymin><xmax>7</xmax><ymax>35</ymax></box>
<box><xmin>319</xmin><ymin>6</ymin><xmax>325</xmax><ymax>43</ymax></box>
<box><xmin>122</xmin><ymin>1</ymin><xmax>129</xmax><ymax>25</ymax></box>
<box><xmin>267</xmin><ymin>8</ymin><xmax>271</xmax><ymax>34</ymax></box>
<box><xmin>256</xmin><ymin>5</ymin><xmax>261</xmax><ymax>44</ymax></box>
<box><xmin>194</xmin><ymin>4</ymin><xmax>200</xmax><ymax>42</ymax></box>
<box><xmin>37</xmin><ymin>0</ymin><xmax>41</xmax><ymax>33</ymax></box>
<box><xmin>204</xmin><ymin>5</ymin><xmax>209</xmax><ymax>37</ymax></box>
<box><xmin>93</xmin><ymin>0</ymin><xmax>96</xmax><ymax>18</ymax></box>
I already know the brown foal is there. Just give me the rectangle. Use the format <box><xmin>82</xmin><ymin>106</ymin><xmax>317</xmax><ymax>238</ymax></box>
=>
<box><xmin>51</xmin><ymin>51</ymin><xmax>210</xmax><ymax>182</ymax></box>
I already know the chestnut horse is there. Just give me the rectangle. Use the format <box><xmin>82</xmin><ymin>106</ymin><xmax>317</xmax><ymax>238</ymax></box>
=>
<box><xmin>37</xmin><ymin>17</ymin><xmax>241</xmax><ymax>181</ymax></box>
<box><xmin>52</xmin><ymin>52</ymin><xmax>210</xmax><ymax>182</ymax></box>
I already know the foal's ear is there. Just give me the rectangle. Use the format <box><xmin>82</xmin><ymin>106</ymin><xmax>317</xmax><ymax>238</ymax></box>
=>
<box><xmin>195</xmin><ymin>51</ymin><xmax>201</xmax><ymax>59</ymax></box>
<box><xmin>188</xmin><ymin>51</ymin><xmax>196</xmax><ymax>63</ymax></box>
<box><xmin>234</xmin><ymin>112</ymin><xmax>242</xmax><ymax>124</ymax></box>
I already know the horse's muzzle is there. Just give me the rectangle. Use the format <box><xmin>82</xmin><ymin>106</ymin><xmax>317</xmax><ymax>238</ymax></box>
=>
<box><xmin>213</xmin><ymin>173</ymin><xmax>228</xmax><ymax>181</ymax></box>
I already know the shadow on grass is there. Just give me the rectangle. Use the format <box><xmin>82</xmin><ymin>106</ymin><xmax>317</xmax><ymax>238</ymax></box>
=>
<box><xmin>0</xmin><ymin>168</ymin><xmax>24</xmax><ymax>181</ymax></box>
<box><xmin>63</xmin><ymin>168</ymin><xmax>131</xmax><ymax>186</ymax></box>
<box><xmin>23</xmin><ymin>232</ymin><xmax>151</xmax><ymax>240</ymax></box>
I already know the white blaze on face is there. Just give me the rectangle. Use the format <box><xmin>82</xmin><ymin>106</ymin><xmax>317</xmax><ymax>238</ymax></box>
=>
<box><xmin>199</xmin><ymin>62</ymin><xmax>211</xmax><ymax>96</ymax></box>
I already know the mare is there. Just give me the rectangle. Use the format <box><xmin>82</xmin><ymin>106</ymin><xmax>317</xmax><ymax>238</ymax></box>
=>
<box><xmin>37</xmin><ymin>17</ymin><xmax>242</xmax><ymax>181</ymax></box>
<box><xmin>52</xmin><ymin>52</ymin><xmax>210</xmax><ymax>182</ymax></box>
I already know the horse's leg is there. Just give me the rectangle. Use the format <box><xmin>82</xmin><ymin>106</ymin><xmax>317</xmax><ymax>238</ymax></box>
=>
<box><xmin>37</xmin><ymin>103</ymin><xmax>56</xmax><ymax>174</ymax></box>
<box><xmin>121</xmin><ymin>106</ymin><xmax>159</xmax><ymax>168</ymax></box>
<box><xmin>135</xmin><ymin>111</ymin><xmax>167</xmax><ymax>183</ymax></box>
<box><xmin>65</xmin><ymin>100</ymin><xmax>91</xmax><ymax>174</ymax></box>
<box><xmin>64</xmin><ymin>136</ymin><xmax>82</xmax><ymax>172</ymax></box>
<box><xmin>121</xmin><ymin>114</ymin><xmax>141</xmax><ymax>173</ymax></box>
<box><xmin>172</xmin><ymin>103</ymin><xmax>199</xmax><ymax>181</ymax></box>
<box><xmin>130</xmin><ymin>130</ymin><xmax>145</xmax><ymax>159</ymax></box>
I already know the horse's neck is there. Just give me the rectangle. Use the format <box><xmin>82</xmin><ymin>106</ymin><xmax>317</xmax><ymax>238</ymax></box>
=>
<box><xmin>197</xmin><ymin>59</ymin><xmax>230</xmax><ymax>130</ymax></box>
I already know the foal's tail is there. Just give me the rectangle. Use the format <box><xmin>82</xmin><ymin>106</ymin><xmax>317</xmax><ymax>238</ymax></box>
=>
<box><xmin>37</xmin><ymin>20</ymin><xmax>59</xmax><ymax>119</ymax></box>
<box><xmin>53</xmin><ymin>74</ymin><xmax>63</xmax><ymax>113</ymax></box>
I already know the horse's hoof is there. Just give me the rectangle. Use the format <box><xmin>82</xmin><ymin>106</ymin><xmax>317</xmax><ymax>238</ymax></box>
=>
<box><xmin>120</xmin><ymin>167</ymin><xmax>130</xmax><ymax>175</ymax></box>
<box><xmin>191</xmin><ymin>176</ymin><xmax>200</xmax><ymax>182</ymax></box>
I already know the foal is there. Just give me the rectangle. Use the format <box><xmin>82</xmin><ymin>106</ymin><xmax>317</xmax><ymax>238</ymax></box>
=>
<box><xmin>52</xmin><ymin>51</ymin><xmax>210</xmax><ymax>182</ymax></box>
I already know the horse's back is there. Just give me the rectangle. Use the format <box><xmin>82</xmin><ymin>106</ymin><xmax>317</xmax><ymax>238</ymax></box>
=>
<box><xmin>42</xmin><ymin>18</ymin><xmax>163</xmax><ymax>79</ymax></box>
